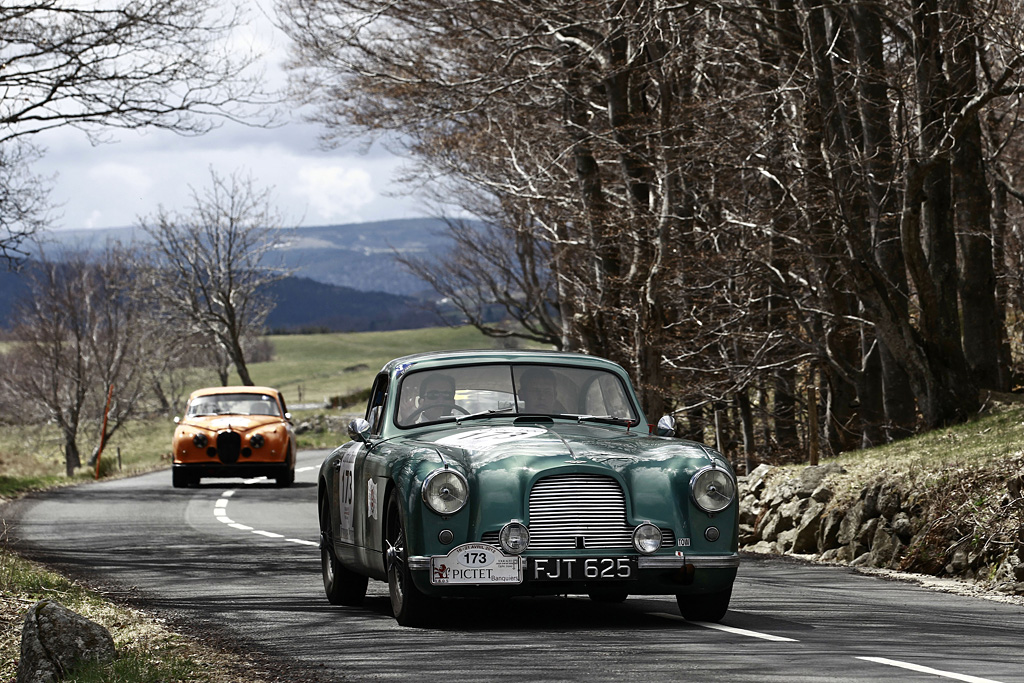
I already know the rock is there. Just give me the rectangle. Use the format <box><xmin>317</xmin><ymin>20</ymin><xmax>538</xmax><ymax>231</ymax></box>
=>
<box><xmin>18</xmin><ymin>600</ymin><xmax>116</xmax><ymax>683</ymax></box>
<box><xmin>758</xmin><ymin>510</ymin><xmax>792</xmax><ymax>540</ymax></box>
<box><xmin>738</xmin><ymin>493</ymin><xmax>760</xmax><ymax>526</ymax></box>
<box><xmin>862</xmin><ymin>483</ymin><xmax>882</xmax><ymax>519</ymax></box>
<box><xmin>945</xmin><ymin>549</ymin><xmax>969</xmax><ymax>575</ymax></box>
<box><xmin>738</xmin><ymin>523</ymin><xmax>759</xmax><ymax>544</ymax></box>
<box><xmin>851</xmin><ymin>552</ymin><xmax>872</xmax><ymax>566</ymax></box>
<box><xmin>817</xmin><ymin>508</ymin><xmax>844</xmax><ymax>552</ymax></box>
<box><xmin>868</xmin><ymin>523</ymin><xmax>906</xmax><ymax>568</ymax></box>
<box><xmin>745</xmin><ymin>540</ymin><xmax>776</xmax><ymax>554</ymax></box>
<box><xmin>858</xmin><ymin>517</ymin><xmax>880</xmax><ymax>547</ymax></box>
<box><xmin>791</xmin><ymin>500</ymin><xmax>826</xmax><ymax>554</ymax></box>
<box><xmin>877</xmin><ymin>484</ymin><xmax>902</xmax><ymax>519</ymax></box>
<box><xmin>796</xmin><ymin>466</ymin><xmax>827</xmax><ymax>498</ymax></box>
<box><xmin>810</xmin><ymin>485</ymin><xmax>833</xmax><ymax>503</ymax></box>
<box><xmin>837</xmin><ymin>501</ymin><xmax>864</xmax><ymax>546</ymax></box>
<box><xmin>745</xmin><ymin>464</ymin><xmax>776</xmax><ymax>495</ymax></box>
<box><xmin>890</xmin><ymin>512</ymin><xmax>915</xmax><ymax>544</ymax></box>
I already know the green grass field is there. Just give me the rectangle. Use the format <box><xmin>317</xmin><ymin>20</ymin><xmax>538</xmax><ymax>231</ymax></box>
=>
<box><xmin>188</xmin><ymin>326</ymin><xmax>518</xmax><ymax>407</ymax></box>
<box><xmin>0</xmin><ymin>326</ymin><xmax>527</xmax><ymax>492</ymax></box>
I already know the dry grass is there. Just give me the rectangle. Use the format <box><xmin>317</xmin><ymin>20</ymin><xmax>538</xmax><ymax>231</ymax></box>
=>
<box><xmin>0</xmin><ymin>543</ymin><xmax>299</xmax><ymax>683</ymax></box>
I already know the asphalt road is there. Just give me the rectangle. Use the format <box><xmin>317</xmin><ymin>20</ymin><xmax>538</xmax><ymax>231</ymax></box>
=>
<box><xmin>4</xmin><ymin>449</ymin><xmax>1023</xmax><ymax>682</ymax></box>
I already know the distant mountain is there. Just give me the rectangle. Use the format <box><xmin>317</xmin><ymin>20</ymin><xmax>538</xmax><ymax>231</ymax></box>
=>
<box><xmin>262</xmin><ymin>276</ymin><xmax>441</xmax><ymax>333</ymax></box>
<box><xmin>2</xmin><ymin>219</ymin><xmax>460</xmax><ymax>332</ymax></box>
<box><xmin>31</xmin><ymin>218</ymin><xmax>455</xmax><ymax>297</ymax></box>
<box><xmin>0</xmin><ymin>268</ymin><xmax>30</xmax><ymax>329</ymax></box>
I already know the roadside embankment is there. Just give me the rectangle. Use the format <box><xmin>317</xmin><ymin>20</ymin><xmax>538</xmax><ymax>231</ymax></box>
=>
<box><xmin>738</xmin><ymin>457</ymin><xmax>1024</xmax><ymax>601</ymax></box>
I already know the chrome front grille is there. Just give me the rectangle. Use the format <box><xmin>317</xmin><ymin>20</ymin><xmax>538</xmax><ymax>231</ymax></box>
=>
<box><xmin>479</xmin><ymin>473</ymin><xmax>675</xmax><ymax>549</ymax></box>
<box><xmin>528</xmin><ymin>473</ymin><xmax>631</xmax><ymax>549</ymax></box>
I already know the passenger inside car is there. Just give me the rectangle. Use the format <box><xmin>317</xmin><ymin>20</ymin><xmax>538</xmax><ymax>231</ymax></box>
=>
<box><xmin>517</xmin><ymin>367</ymin><xmax>566</xmax><ymax>414</ymax></box>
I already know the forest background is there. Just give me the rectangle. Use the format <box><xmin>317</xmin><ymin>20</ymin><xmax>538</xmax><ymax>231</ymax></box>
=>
<box><xmin>4</xmin><ymin>0</ymin><xmax>1024</xmax><ymax>478</ymax></box>
<box><xmin>278</xmin><ymin>0</ymin><xmax>1024</xmax><ymax>464</ymax></box>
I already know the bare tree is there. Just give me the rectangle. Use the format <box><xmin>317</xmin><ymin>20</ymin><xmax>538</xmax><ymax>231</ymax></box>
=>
<box><xmin>140</xmin><ymin>170</ymin><xmax>288</xmax><ymax>386</ymax></box>
<box><xmin>0</xmin><ymin>247</ymin><xmax>151</xmax><ymax>476</ymax></box>
<box><xmin>395</xmin><ymin>215</ymin><xmax>562</xmax><ymax>349</ymax></box>
<box><xmin>0</xmin><ymin>0</ymin><xmax>274</xmax><ymax>266</ymax></box>
<box><xmin>0</xmin><ymin>141</ymin><xmax>51</xmax><ymax>267</ymax></box>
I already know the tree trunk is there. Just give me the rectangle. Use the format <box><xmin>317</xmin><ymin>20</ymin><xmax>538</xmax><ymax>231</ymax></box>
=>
<box><xmin>851</xmin><ymin>0</ymin><xmax>918</xmax><ymax>438</ymax></box>
<box><xmin>63</xmin><ymin>428</ymin><xmax>80</xmax><ymax>477</ymax></box>
<box><xmin>947</xmin><ymin>0</ymin><xmax>1003</xmax><ymax>391</ymax></box>
<box><xmin>736</xmin><ymin>389</ymin><xmax>756</xmax><ymax>475</ymax></box>
<box><xmin>859</xmin><ymin>328</ymin><xmax>885</xmax><ymax>448</ymax></box>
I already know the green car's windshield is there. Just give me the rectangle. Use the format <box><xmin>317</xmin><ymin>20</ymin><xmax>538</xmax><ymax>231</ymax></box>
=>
<box><xmin>394</xmin><ymin>363</ymin><xmax>638</xmax><ymax>427</ymax></box>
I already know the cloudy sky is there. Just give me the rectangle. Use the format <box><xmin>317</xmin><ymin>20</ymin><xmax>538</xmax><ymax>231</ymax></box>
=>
<box><xmin>30</xmin><ymin>2</ymin><xmax>425</xmax><ymax>232</ymax></box>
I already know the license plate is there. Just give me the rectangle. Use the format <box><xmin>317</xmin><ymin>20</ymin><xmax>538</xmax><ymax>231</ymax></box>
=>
<box><xmin>430</xmin><ymin>543</ymin><xmax>523</xmax><ymax>585</ymax></box>
<box><xmin>529</xmin><ymin>557</ymin><xmax>635</xmax><ymax>581</ymax></box>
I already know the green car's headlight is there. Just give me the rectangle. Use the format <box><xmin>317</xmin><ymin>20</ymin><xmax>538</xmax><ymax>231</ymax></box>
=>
<box><xmin>422</xmin><ymin>468</ymin><xmax>469</xmax><ymax>516</ymax></box>
<box><xmin>499</xmin><ymin>521</ymin><xmax>529</xmax><ymax>554</ymax></box>
<box><xmin>690</xmin><ymin>466</ymin><xmax>736</xmax><ymax>514</ymax></box>
<box><xmin>632</xmin><ymin>522</ymin><xmax>662</xmax><ymax>554</ymax></box>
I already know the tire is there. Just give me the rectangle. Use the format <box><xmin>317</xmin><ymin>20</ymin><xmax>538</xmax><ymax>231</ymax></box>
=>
<box><xmin>275</xmin><ymin>468</ymin><xmax>295</xmax><ymax>487</ymax></box>
<box><xmin>676</xmin><ymin>587</ymin><xmax>732</xmax><ymax>622</ymax></box>
<box><xmin>171</xmin><ymin>469</ymin><xmax>195</xmax><ymax>488</ymax></box>
<box><xmin>385</xmin><ymin>493</ymin><xmax>435</xmax><ymax>626</ymax></box>
<box><xmin>320</xmin><ymin>502</ymin><xmax>368</xmax><ymax>606</ymax></box>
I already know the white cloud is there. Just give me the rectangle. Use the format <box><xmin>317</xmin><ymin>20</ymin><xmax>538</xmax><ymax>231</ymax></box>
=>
<box><xmin>32</xmin><ymin>120</ymin><xmax>422</xmax><ymax>230</ymax></box>
<box><xmin>293</xmin><ymin>165</ymin><xmax>376</xmax><ymax>222</ymax></box>
<box><xmin>26</xmin><ymin>0</ymin><xmax>425</xmax><ymax>232</ymax></box>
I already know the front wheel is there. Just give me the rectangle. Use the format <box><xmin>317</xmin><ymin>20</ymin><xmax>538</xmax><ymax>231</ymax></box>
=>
<box><xmin>676</xmin><ymin>587</ymin><xmax>732</xmax><ymax>622</ymax></box>
<box><xmin>275</xmin><ymin>468</ymin><xmax>295</xmax><ymax>487</ymax></box>
<box><xmin>320</xmin><ymin>502</ymin><xmax>367</xmax><ymax>606</ymax></box>
<box><xmin>385</xmin><ymin>493</ymin><xmax>435</xmax><ymax>626</ymax></box>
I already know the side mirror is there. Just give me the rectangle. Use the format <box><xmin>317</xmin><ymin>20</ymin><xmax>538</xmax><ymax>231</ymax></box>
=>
<box><xmin>656</xmin><ymin>415</ymin><xmax>676</xmax><ymax>437</ymax></box>
<box><xmin>348</xmin><ymin>418</ymin><xmax>372</xmax><ymax>443</ymax></box>
<box><xmin>173</xmin><ymin>416</ymin><xmax>181</xmax><ymax>424</ymax></box>
<box><xmin>284</xmin><ymin>412</ymin><xmax>293</xmax><ymax>422</ymax></box>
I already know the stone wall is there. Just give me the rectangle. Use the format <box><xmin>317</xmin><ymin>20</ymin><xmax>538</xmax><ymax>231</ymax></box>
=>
<box><xmin>738</xmin><ymin>463</ymin><xmax>1024</xmax><ymax>597</ymax></box>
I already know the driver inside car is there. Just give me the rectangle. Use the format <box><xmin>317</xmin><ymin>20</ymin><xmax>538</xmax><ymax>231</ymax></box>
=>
<box><xmin>415</xmin><ymin>373</ymin><xmax>458</xmax><ymax>422</ymax></box>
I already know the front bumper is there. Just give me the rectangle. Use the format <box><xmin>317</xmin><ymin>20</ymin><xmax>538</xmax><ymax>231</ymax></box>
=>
<box><xmin>407</xmin><ymin>551</ymin><xmax>739</xmax><ymax>597</ymax></box>
<box><xmin>172</xmin><ymin>462</ymin><xmax>293</xmax><ymax>479</ymax></box>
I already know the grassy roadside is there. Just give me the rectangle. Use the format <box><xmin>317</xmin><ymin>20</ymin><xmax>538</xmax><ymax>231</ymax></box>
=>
<box><xmin>0</xmin><ymin>542</ymin><xmax>292</xmax><ymax>682</ymax></box>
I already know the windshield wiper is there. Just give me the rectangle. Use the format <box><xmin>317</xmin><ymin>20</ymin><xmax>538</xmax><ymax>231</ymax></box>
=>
<box><xmin>452</xmin><ymin>406</ymin><xmax>516</xmax><ymax>425</ymax></box>
<box><xmin>570</xmin><ymin>414</ymin><xmax>640</xmax><ymax>427</ymax></box>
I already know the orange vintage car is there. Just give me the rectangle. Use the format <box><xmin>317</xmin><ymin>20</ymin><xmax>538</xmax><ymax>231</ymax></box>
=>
<box><xmin>172</xmin><ymin>386</ymin><xmax>296</xmax><ymax>488</ymax></box>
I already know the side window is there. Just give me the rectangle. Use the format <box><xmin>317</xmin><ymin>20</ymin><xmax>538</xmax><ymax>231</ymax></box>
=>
<box><xmin>365</xmin><ymin>374</ymin><xmax>389</xmax><ymax>435</ymax></box>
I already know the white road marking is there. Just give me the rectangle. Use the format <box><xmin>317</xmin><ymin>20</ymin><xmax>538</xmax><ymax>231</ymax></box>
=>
<box><xmin>653</xmin><ymin>612</ymin><xmax>799</xmax><ymax>641</ymax></box>
<box><xmin>288</xmin><ymin>538</ymin><xmax>319</xmax><ymax>547</ymax></box>
<box><xmin>253</xmin><ymin>530</ymin><xmax>284</xmax><ymax>538</ymax></box>
<box><xmin>215</xmin><ymin>472</ymin><xmax>319</xmax><ymax>547</ymax></box>
<box><xmin>856</xmin><ymin>657</ymin><xmax>1006</xmax><ymax>683</ymax></box>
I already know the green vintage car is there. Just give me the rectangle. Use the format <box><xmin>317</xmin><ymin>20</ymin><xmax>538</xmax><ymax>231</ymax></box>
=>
<box><xmin>318</xmin><ymin>350</ymin><xmax>739</xmax><ymax>626</ymax></box>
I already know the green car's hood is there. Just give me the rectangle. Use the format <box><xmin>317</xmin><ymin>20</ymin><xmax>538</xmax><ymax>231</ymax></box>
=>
<box><xmin>397</xmin><ymin>421</ymin><xmax>720</xmax><ymax>475</ymax></box>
